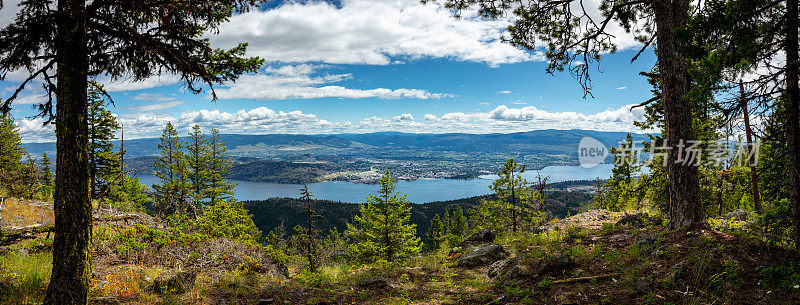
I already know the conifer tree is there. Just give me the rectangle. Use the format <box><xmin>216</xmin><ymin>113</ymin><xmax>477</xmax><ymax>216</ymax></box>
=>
<box><xmin>18</xmin><ymin>155</ymin><xmax>40</xmax><ymax>200</ymax></box>
<box><xmin>0</xmin><ymin>112</ymin><xmax>23</xmax><ymax>194</ymax></box>
<box><xmin>40</xmin><ymin>153</ymin><xmax>54</xmax><ymax>199</ymax></box>
<box><xmin>425</xmin><ymin>214</ymin><xmax>446</xmax><ymax>251</ymax></box>
<box><xmin>299</xmin><ymin>184</ymin><xmax>325</xmax><ymax>272</ymax></box>
<box><xmin>490</xmin><ymin>159</ymin><xmax>529</xmax><ymax>233</ymax></box>
<box><xmin>450</xmin><ymin>206</ymin><xmax>467</xmax><ymax>241</ymax></box>
<box><xmin>206</xmin><ymin>129</ymin><xmax>236</xmax><ymax>204</ymax></box>
<box><xmin>0</xmin><ymin>1</ymin><xmax>264</xmax><ymax>301</ymax></box>
<box><xmin>186</xmin><ymin>124</ymin><xmax>209</xmax><ymax>213</ymax></box>
<box><xmin>88</xmin><ymin>85</ymin><xmax>122</xmax><ymax>199</ymax></box>
<box><xmin>153</xmin><ymin>122</ymin><xmax>190</xmax><ymax>216</ymax></box>
<box><xmin>598</xmin><ymin>134</ymin><xmax>644</xmax><ymax>211</ymax></box>
<box><xmin>346</xmin><ymin>170</ymin><xmax>421</xmax><ymax>263</ymax></box>
<box><xmin>430</xmin><ymin>0</ymin><xmax>704</xmax><ymax>230</ymax></box>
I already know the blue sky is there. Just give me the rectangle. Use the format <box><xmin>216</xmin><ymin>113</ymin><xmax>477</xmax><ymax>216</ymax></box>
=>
<box><xmin>0</xmin><ymin>0</ymin><xmax>656</xmax><ymax>142</ymax></box>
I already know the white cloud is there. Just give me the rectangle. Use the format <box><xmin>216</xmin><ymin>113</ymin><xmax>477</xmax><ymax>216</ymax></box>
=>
<box><xmin>15</xmin><ymin>104</ymin><xmax>651</xmax><ymax>143</ymax></box>
<box><xmin>133</xmin><ymin>93</ymin><xmax>177</xmax><ymax>102</ymax></box>
<box><xmin>13</xmin><ymin>94</ymin><xmax>47</xmax><ymax>105</ymax></box>
<box><xmin>393</xmin><ymin>113</ymin><xmax>415</xmax><ymax>121</ymax></box>
<box><xmin>441</xmin><ymin>112</ymin><xmax>470</xmax><ymax>122</ymax></box>
<box><xmin>15</xmin><ymin>117</ymin><xmax>54</xmax><ymax>143</ymax></box>
<box><xmin>497</xmin><ymin>90</ymin><xmax>512</xmax><ymax>94</ymax></box>
<box><xmin>209</xmin><ymin>0</ymin><xmax>539</xmax><ymax>66</ymax></box>
<box><xmin>616</xmin><ymin>86</ymin><xmax>627</xmax><ymax>90</ymax></box>
<box><xmin>130</xmin><ymin>100</ymin><xmax>185</xmax><ymax>112</ymax></box>
<box><xmin>100</xmin><ymin>74</ymin><xmax>181</xmax><ymax>92</ymax></box>
<box><xmin>216</xmin><ymin>64</ymin><xmax>452</xmax><ymax>100</ymax></box>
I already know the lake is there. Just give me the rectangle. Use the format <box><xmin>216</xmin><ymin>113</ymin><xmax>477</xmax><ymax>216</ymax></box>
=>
<box><xmin>135</xmin><ymin>164</ymin><xmax>614</xmax><ymax>204</ymax></box>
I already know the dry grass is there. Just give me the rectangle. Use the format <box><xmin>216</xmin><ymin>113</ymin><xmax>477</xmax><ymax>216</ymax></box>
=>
<box><xmin>0</xmin><ymin>199</ymin><xmax>54</xmax><ymax>227</ymax></box>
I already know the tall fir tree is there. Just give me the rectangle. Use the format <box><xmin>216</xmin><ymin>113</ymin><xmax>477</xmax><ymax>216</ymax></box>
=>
<box><xmin>0</xmin><ymin>112</ymin><xmax>23</xmax><ymax>194</ymax></box>
<box><xmin>299</xmin><ymin>184</ymin><xmax>325</xmax><ymax>272</ymax></box>
<box><xmin>206</xmin><ymin>129</ymin><xmax>236</xmax><ymax>204</ymax></box>
<box><xmin>88</xmin><ymin>85</ymin><xmax>122</xmax><ymax>199</ymax></box>
<box><xmin>153</xmin><ymin>122</ymin><xmax>190</xmax><ymax>216</ymax></box>
<box><xmin>40</xmin><ymin>152</ymin><xmax>54</xmax><ymax>199</ymax></box>
<box><xmin>490</xmin><ymin>159</ymin><xmax>529</xmax><ymax>233</ymax></box>
<box><xmin>0</xmin><ymin>1</ymin><xmax>263</xmax><ymax>301</ymax></box>
<box><xmin>346</xmin><ymin>170</ymin><xmax>421</xmax><ymax>263</ymax></box>
<box><xmin>450</xmin><ymin>206</ymin><xmax>467</xmax><ymax>241</ymax></box>
<box><xmin>185</xmin><ymin>124</ymin><xmax>209</xmax><ymax>213</ymax></box>
<box><xmin>18</xmin><ymin>154</ymin><xmax>40</xmax><ymax>200</ymax></box>
<box><xmin>425</xmin><ymin>214</ymin><xmax>446</xmax><ymax>251</ymax></box>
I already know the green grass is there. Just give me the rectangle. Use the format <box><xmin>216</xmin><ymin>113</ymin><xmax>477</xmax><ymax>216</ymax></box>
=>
<box><xmin>0</xmin><ymin>250</ymin><xmax>52</xmax><ymax>304</ymax></box>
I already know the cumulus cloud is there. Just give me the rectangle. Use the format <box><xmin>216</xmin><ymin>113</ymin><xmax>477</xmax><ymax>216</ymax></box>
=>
<box><xmin>14</xmin><ymin>104</ymin><xmax>651</xmax><ymax>143</ymax></box>
<box><xmin>393</xmin><ymin>113</ymin><xmax>415</xmax><ymax>121</ymax></box>
<box><xmin>216</xmin><ymin>64</ymin><xmax>452</xmax><ymax>100</ymax></box>
<box><xmin>209</xmin><ymin>0</ymin><xmax>540</xmax><ymax>66</ymax></box>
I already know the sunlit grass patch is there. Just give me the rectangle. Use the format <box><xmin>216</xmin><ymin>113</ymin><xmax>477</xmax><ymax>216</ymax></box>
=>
<box><xmin>0</xmin><ymin>199</ymin><xmax>54</xmax><ymax>227</ymax></box>
<box><xmin>0</xmin><ymin>250</ymin><xmax>52</xmax><ymax>304</ymax></box>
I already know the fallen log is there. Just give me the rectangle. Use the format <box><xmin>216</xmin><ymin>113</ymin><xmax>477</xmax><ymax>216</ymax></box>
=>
<box><xmin>552</xmin><ymin>273</ymin><xmax>619</xmax><ymax>284</ymax></box>
<box><xmin>92</xmin><ymin>213</ymin><xmax>141</xmax><ymax>222</ymax></box>
<box><xmin>1</xmin><ymin>214</ymin><xmax>143</xmax><ymax>244</ymax></box>
<box><xmin>1</xmin><ymin>223</ymin><xmax>55</xmax><ymax>244</ymax></box>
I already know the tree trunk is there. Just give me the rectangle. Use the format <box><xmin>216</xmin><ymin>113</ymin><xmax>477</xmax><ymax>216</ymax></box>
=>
<box><xmin>740</xmin><ymin>83</ymin><xmax>762</xmax><ymax>214</ymax></box>
<box><xmin>44</xmin><ymin>0</ymin><xmax>90</xmax><ymax>304</ymax></box>
<box><xmin>652</xmin><ymin>0</ymin><xmax>704</xmax><ymax>230</ymax></box>
<box><xmin>786</xmin><ymin>0</ymin><xmax>800</xmax><ymax>255</ymax></box>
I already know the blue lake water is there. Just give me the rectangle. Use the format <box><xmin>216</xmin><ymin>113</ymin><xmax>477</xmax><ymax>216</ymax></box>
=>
<box><xmin>135</xmin><ymin>164</ymin><xmax>614</xmax><ymax>204</ymax></box>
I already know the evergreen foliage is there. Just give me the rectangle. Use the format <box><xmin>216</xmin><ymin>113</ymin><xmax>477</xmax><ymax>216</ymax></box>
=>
<box><xmin>185</xmin><ymin>124</ymin><xmax>209</xmax><ymax>212</ymax></box>
<box><xmin>298</xmin><ymin>183</ymin><xmax>325</xmax><ymax>272</ymax></box>
<box><xmin>0</xmin><ymin>112</ymin><xmax>24</xmax><ymax>195</ymax></box>
<box><xmin>88</xmin><ymin>85</ymin><xmax>122</xmax><ymax>199</ymax></box>
<box><xmin>39</xmin><ymin>153</ymin><xmax>53</xmax><ymax>199</ymax></box>
<box><xmin>153</xmin><ymin>122</ymin><xmax>191</xmax><ymax>216</ymax></box>
<box><xmin>205</xmin><ymin>129</ymin><xmax>236</xmax><ymax>204</ymax></box>
<box><xmin>346</xmin><ymin>170</ymin><xmax>421</xmax><ymax>263</ymax></box>
<box><xmin>191</xmin><ymin>200</ymin><xmax>261</xmax><ymax>244</ymax></box>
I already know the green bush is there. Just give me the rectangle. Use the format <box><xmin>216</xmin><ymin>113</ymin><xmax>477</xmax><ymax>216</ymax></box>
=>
<box><xmin>192</xmin><ymin>200</ymin><xmax>261</xmax><ymax>244</ymax></box>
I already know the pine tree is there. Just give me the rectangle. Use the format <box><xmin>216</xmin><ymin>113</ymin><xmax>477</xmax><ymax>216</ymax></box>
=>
<box><xmin>450</xmin><ymin>207</ymin><xmax>467</xmax><ymax>242</ymax></box>
<box><xmin>40</xmin><ymin>153</ymin><xmax>54</xmax><ymax>199</ymax></box>
<box><xmin>1</xmin><ymin>1</ymin><xmax>263</xmax><ymax>300</ymax></box>
<box><xmin>18</xmin><ymin>155</ymin><xmax>40</xmax><ymax>200</ymax></box>
<box><xmin>598</xmin><ymin>134</ymin><xmax>644</xmax><ymax>211</ymax></box>
<box><xmin>490</xmin><ymin>159</ymin><xmax>530</xmax><ymax>233</ymax></box>
<box><xmin>346</xmin><ymin>170</ymin><xmax>421</xmax><ymax>263</ymax></box>
<box><xmin>299</xmin><ymin>184</ymin><xmax>325</xmax><ymax>272</ymax></box>
<box><xmin>206</xmin><ymin>129</ymin><xmax>236</xmax><ymax>204</ymax></box>
<box><xmin>425</xmin><ymin>214</ymin><xmax>446</xmax><ymax>251</ymax></box>
<box><xmin>153</xmin><ymin>122</ymin><xmax>190</xmax><ymax>216</ymax></box>
<box><xmin>185</xmin><ymin>124</ymin><xmax>209</xmax><ymax>213</ymax></box>
<box><xmin>0</xmin><ymin>112</ymin><xmax>23</xmax><ymax>194</ymax></box>
<box><xmin>88</xmin><ymin>85</ymin><xmax>122</xmax><ymax>199</ymax></box>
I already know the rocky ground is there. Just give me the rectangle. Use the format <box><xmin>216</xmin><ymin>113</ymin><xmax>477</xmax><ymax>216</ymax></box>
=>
<box><xmin>2</xmin><ymin>200</ymin><xmax>799</xmax><ymax>304</ymax></box>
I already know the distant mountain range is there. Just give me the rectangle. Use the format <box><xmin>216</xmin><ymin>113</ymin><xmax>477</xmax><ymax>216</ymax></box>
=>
<box><xmin>24</xmin><ymin>129</ymin><xmax>654</xmax><ymax>158</ymax></box>
<box><xmin>24</xmin><ymin>130</ymin><xmax>654</xmax><ymax>183</ymax></box>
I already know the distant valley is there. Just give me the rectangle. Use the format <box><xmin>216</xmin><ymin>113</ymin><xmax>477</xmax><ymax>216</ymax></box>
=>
<box><xmin>25</xmin><ymin>130</ymin><xmax>652</xmax><ymax>184</ymax></box>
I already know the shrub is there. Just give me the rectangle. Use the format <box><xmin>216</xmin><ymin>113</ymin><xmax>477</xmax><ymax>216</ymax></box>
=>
<box><xmin>192</xmin><ymin>200</ymin><xmax>261</xmax><ymax>244</ymax></box>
